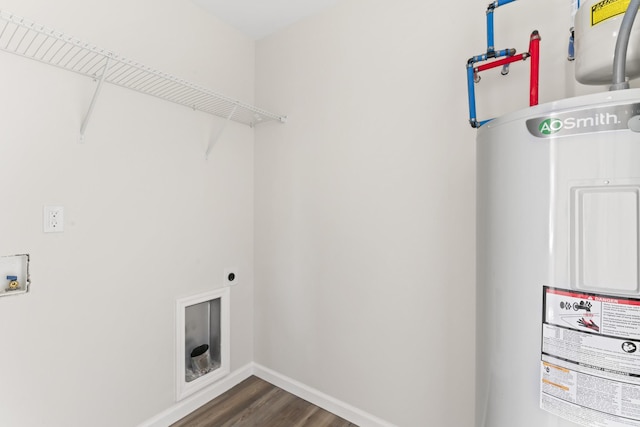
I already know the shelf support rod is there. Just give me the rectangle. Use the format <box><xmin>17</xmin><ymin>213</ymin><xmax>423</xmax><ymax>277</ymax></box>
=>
<box><xmin>80</xmin><ymin>56</ymin><xmax>111</xmax><ymax>143</ymax></box>
<box><xmin>205</xmin><ymin>104</ymin><xmax>237</xmax><ymax>159</ymax></box>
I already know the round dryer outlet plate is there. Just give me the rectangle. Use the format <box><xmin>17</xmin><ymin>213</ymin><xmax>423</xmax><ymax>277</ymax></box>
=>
<box><xmin>224</xmin><ymin>268</ymin><xmax>238</xmax><ymax>286</ymax></box>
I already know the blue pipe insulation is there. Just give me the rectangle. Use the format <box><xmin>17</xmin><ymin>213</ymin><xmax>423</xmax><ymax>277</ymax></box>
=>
<box><xmin>487</xmin><ymin>0</ymin><xmax>518</xmax><ymax>11</ymax></box>
<box><xmin>487</xmin><ymin>9</ymin><xmax>495</xmax><ymax>51</ymax></box>
<box><xmin>494</xmin><ymin>48</ymin><xmax>516</xmax><ymax>58</ymax></box>
<box><xmin>487</xmin><ymin>0</ymin><xmax>517</xmax><ymax>8</ymax></box>
<box><xmin>467</xmin><ymin>65</ymin><xmax>478</xmax><ymax>126</ymax></box>
<box><xmin>467</xmin><ymin>48</ymin><xmax>516</xmax><ymax>65</ymax></box>
<box><xmin>467</xmin><ymin>0</ymin><xmax>519</xmax><ymax>128</ymax></box>
<box><xmin>469</xmin><ymin>53</ymin><xmax>488</xmax><ymax>65</ymax></box>
<box><xmin>467</xmin><ymin>68</ymin><xmax>493</xmax><ymax>128</ymax></box>
<box><xmin>466</xmin><ymin>47</ymin><xmax>515</xmax><ymax>127</ymax></box>
<box><xmin>486</xmin><ymin>0</ymin><xmax>518</xmax><ymax>51</ymax></box>
<box><xmin>567</xmin><ymin>29</ymin><xmax>575</xmax><ymax>61</ymax></box>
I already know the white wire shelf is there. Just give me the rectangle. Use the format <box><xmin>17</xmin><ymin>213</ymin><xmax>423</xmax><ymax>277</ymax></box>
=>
<box><xmin>0</xmin><ymin>10</ymin><xmax>286</xmax><ymax>128</ymax></box>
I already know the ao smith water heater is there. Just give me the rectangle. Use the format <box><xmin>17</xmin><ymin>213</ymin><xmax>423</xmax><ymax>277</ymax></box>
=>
<box><xmin>472</xmin><ymin>1</ymin><xmax>640</xmax><ymax>427</ymax></box>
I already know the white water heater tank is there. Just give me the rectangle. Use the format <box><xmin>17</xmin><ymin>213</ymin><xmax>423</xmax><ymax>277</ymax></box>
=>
<box><xmin>575</xmin><ymin>0</ymin><xmax>640</xmax><ymax>84</ymax></box>
<box><xmin>477</xmin><ymin>88</ymin><xmax>640</xmax><ymax>427</ymax></box>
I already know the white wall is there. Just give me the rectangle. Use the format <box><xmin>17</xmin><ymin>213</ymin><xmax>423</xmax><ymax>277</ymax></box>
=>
<box><xmin>254</xmin><ymin>1</ymin><xmax>591</xmax><ymax>426</ymax></box>
<box><xmin>0</xmin><ymin>1</ymin><xmax>256</xmax><ymax>426</ymax></box>
<box><xmin>0</xmin><ymin>0</ymin><xmax>623</xmax><ymax>426</ymax></box>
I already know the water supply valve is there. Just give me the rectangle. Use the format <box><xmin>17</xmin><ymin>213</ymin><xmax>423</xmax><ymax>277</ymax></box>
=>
<box><xmin>0</xmin><ymin>254</ymin><xmax>30</xmax><ymax>297</ymax></box>
<box><xmin>6</xmin><ymin>275</ymin><xmax>19</xmax><ymax>291</ymax></box>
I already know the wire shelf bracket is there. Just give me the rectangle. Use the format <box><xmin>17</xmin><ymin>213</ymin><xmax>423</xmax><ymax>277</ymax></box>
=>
<box><xmin>80</xmin><ymin>56</ymin><xmax>111</xmax><ymax>143</ymax></box>
<box><xmin>206</xmin><ymin>104</ymin><xmax>237</xmax><ymax>160</ymax></box>
<box><xmin>0</xmin><ymin>10</ymin><xmax>287</xmax><ymax>151</ymax></box>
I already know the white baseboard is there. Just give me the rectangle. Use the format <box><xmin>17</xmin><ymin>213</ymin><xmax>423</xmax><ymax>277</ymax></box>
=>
<box><xmin>137</xmin><ymin>363</ymin><xmax>253</xmax><ymax>427</ymax></box>
<box><xmin>253</xmin><ymin>363</ymin><xmax>396</xmax><ymax>427</ymax></box>
<box><xmin>138</xmin><ymin>362</ymin><xmax>395</xmax><ymax>427</ymax></box>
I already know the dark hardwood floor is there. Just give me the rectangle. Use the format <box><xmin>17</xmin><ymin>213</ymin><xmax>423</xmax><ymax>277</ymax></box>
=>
<box><xmin>170</xmin><ymin>376</ymin><xmax>358</xmax><ymax>427</ymax></box>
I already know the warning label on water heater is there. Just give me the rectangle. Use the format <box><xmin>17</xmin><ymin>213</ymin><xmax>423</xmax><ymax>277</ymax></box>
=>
<box><xmin>540</xmin><ymin>286</ymin><xmax>640</xmax><ymax>427</ymax></box>
<box><xmin>591</xmin><ymin>0</ymin><xmax>631</xmax><ymax>26</ymax></box>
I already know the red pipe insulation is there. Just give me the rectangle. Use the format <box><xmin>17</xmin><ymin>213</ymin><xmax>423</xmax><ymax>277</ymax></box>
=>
<box><xmin>466</xmin><ymin>27</ymin><xmax>541</xmax><ymax>127</ymax></box>
<box><xmin>476</xmin><ymin>52</ymin><xmax>527</xmax><ymax>72</ymax></box>
<box><xmin>529</xmin><ymin>31</ymin><xmax>541</xmax><ymax>106</ymax></box>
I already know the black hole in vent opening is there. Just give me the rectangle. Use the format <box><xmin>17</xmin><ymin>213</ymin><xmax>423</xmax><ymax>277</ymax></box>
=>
<box><xmin>191</xmin><ymin>344</ymin><xmax>209</xmax><ymax>358</ymax></box>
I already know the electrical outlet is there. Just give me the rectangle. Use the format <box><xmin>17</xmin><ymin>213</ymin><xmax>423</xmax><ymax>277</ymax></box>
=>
<box><xmin>224</xmin><ymin>268</ymin><xmax>238</xmax><ymax>286</ymax></box>
<box><xmin>43</xmin><ymin>206</ymin><xmax>64</xmax><ymax>233</ymax></box>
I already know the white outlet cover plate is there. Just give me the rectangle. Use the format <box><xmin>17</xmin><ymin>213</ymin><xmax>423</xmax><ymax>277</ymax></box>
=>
<box><xmin>43</xmin><ymin>205</ymin><xmax>64</xmax><ymax>233</ymax></box>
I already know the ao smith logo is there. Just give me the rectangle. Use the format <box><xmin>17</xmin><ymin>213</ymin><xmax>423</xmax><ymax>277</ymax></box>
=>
<box><xmin>526</xmin><ymin>104</ymin><xmax>638</xmax><ymax>138</ymax></box>
<box><xmin>538</xmin><ymin>119</ymin><xmax>563</xmax><ymax>135</ymax></box>
<box><xmin>538</xmin><ymin>113</ymin><xmax>622</xmax><ymax>135</ymax></box>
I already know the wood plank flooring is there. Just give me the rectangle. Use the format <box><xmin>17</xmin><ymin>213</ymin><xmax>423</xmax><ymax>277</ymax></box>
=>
<box><xmin>170</xmin><ymin>376</ymin><xmax>358</xmax><ymax>427</ymax></box>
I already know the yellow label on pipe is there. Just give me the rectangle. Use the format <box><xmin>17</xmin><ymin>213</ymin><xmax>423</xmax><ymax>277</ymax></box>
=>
<box><xmin>592</xmin><ymin>0</ymin><xmax>631</xmax><ymax>26</ymax></box>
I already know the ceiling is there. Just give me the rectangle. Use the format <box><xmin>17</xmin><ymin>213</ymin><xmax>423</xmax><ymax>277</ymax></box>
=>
<box><xmin>192</xmin><ymin>0</ymin><xmax>342</xmax><ymax>39</ymax></box>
